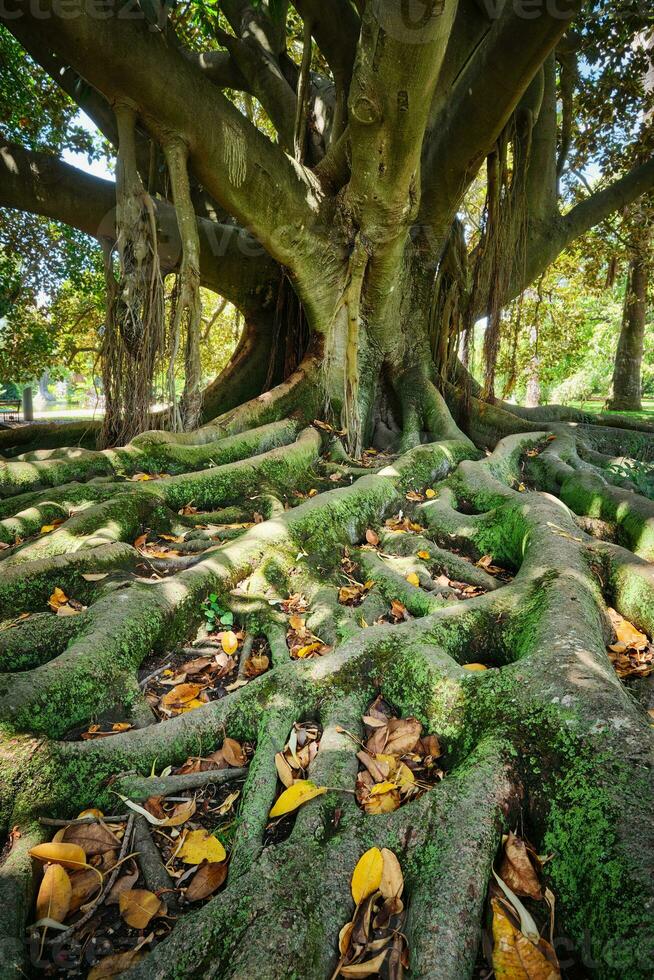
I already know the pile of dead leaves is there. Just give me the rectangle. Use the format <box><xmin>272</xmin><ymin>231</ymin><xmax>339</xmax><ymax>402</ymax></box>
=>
<box><xmin>283</xmin><ymin>596</ymin><xmax>330</xmax><ymax>660</ymax></box>
<box><xmin>606</xmin><ymin>608</ymin><xmax>653</xmax><ymax>679</ymax></box>
<box><xmin>48</xmin><ymin>587</ymin><xmax>86</xmax><ymax>617</ymax></box>
<box><xmin>335</xmin><ymin>847</ymin><xmax>408</xmax><ymax>978</ymax></box>
<box><xmin>273</xmin><ymin>721</ymin><xmax>321</xmax><ymax>789</ymax></box>
<box><xmin>134</xmin><ymin>531</ymin><xmax>182</xmax><ymax>560</ymax></box>
<box><xmin>432</xmin><ymin>573</ymin><xmax>484</xmax><ymax>600</ymax></box>
<box><xmin>482</xmin><ymin>832</ymin><xmax>560</xmax><ymax>979</ymax></box>
<box><xmin>28</xmin><ymin>813</ymin><xmax>164</xmax><ymax>979</ymax></box>
<box><xmin>27</xmin><ymin>743</ymin><xmax>249</xmax><ymax>977</ymax></box>
<box><xmin>145</xmin><ymin>644</ymin><xmax>241</xmax><ymax>719</ymax></box>
<box><xmin>265</xmin><ymin>723</ymin><xmax>325</xmax><ymax>843</ymax></box>
<box><xmin>384</xmin><ymin>513</ymin><xmax>424</xmax><ymax>534</ymax></box>
<box><xmin>344</xmin><ymin>697</ymin><xmax>444</xmax><ymax>814</ymax></box>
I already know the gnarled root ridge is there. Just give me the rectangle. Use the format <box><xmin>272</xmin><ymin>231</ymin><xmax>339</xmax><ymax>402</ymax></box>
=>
<box><xmin>0</xmin><ymin>385</ymin><xmax>652</xmax><ymax>980</ymax></box>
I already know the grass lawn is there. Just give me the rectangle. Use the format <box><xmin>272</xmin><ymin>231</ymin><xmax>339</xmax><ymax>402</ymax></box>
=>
<box><xmin>566</xmin><ymin>399</ymin><xmax>654</xmax><ymax>423</ymax></box>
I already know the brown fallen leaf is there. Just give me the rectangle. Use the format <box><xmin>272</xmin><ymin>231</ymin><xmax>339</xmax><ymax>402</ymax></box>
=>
<box><xmin>184</xmin><ymin>860</ymin><xmax>228</xmax><ymax>901</ymax></box>
<box><xmin>340</xmin><ymin>951</ymin><xmax>388</xmax><ymax>977</ymax></box>
<box><xmin>62</xmin><ymin>821</ymin><xmax>120</xmax><ymax>856</ymax></box>
<box><xmin>69</xmin><ymin>866</ymin><xmax>103</xmax><ymax>912</ymax></box>
<box><xmin>607</xmin><ymin>607</ymin><xmax>648</xmax><ymax>651</ymax></box>
<box><xmin>87</xmin><ymin>948</ymin><xmax>145</xmax><ymax>980</ymax></box>
<box><xmin>499</xmin><ymin>832</ymin><xmax>543</xmax><ymax>901</ymax></box>
<box><xmin>221</xmin><ymin>737</ymin><xmax>248</xmax><ymax>767</ymax></box>
<box><xmin>365</xmin><ymin>529</ymin><xmax>379</xmax><ymax>546</ymax></box>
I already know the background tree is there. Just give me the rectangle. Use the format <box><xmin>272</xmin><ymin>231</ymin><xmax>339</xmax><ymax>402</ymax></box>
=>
<box><xmin>0</xmin><ymin>4</ymin><xmax>653</xmax><ymax>979</ymax></box>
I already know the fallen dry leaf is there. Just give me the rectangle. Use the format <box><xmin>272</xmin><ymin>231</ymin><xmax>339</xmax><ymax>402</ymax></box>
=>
<box><xmin>221</xmin><ymin>737</ymin><xmax>247</xmax><ymax>767</ymax></box>
<box><xmin>499</xmin><ymin>832</ymin><xmax>543</xmax><ymax>901</ymax></box>
<box><xmin>30</xmin><ymin>842</ymin><xmax>88</xmax><ymax>871</ymax></box>
<box><xmin>185</xmin><ymin>860</ymin><xmax>228</xmax><ymax>901</ymax></box>
<box><xmin>36</xmin><ymin>863</ymin><xmax>72</xmax><ymax>924</ymax></box>
<box><xmin>62</xmin><ymin>821</ymin><xmax>120</xmax><ymax>856</ymax></box>
<box><xmin>351</xmin><ymin>847</ymin><xmax>383</xmax><ymax>905</ymax></box>
<box><xmin>87</xmin><ymin>949</ymin><xmax>144</xmax><ymax>980</ymax></box>
<box><xmin>380</xmin><ymin>848</ymin><xmax>404</xmax><ymax>900</ymax></box>
<box><xmin>119</xmin><ymin>889</ymin><xmax>164</xmax><ymax>929</ymax></box>
<box><xmin>491</xmin><ymin>898</ymin><xmax>560</xmax><ymax>979</ymax></box>
<box><xmin>269</xmin><ymin>780</ymin><xmax>326</xmax><ymax>817</ymax></box>
<box><xmin>178</xmin><ymin>829</ymin><xmax>226</xmax><ymax>865</ymax></box>
<box><xmin>221</xmin><ymin>630</ymin><xmax>239</xmax><ymax>655</ymax></box>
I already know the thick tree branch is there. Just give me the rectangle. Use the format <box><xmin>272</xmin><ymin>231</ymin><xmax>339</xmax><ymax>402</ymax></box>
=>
<box><xmin>559</xmin><ymin>158</ymin><xmax>654</xmax><ymax>247</ymax></box>
<box><xmin>292</xmin><ymin>0</ymin><xmax>359</xmax><ymax>91</ymax></box>
<box><xmin>2</xmin><ymin>1</ymin><xmax>322</xmax><ymax>271</ymax></box>
<box><xmin>419</xmin><ymin>0</ymin><xmax>582</xmax><ymax>243</ymax></box>
<box><xmin>347</xmin><ymin>0</ymin><xmax>457</xmax><ymax>250</ymax></box>
<box><xmin>181</xmin><ymin>49</ymin><xmax>251</xmax><ymax>90</ymax></box>
<box><xmin>217</xmin><ymin>2</ymin><xmax>298</xmax><ymax>150</ymax></box>
<box><xmin>0</xmin><ymin>142</ymin><xmax>280</xmax><ymax>311</ymax></box>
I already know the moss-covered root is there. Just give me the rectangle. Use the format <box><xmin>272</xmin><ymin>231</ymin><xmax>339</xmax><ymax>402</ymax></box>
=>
<box><xmin>118</xmin><ymin>726</ymin><xmax>514</xmax><ymax>980</ymax></box>
<box><xmin>0</xmin><ymin>823</ymin><xmax>48</xmax><ymax>979</ymax></box>
<box><xmin>527</xmin><ymin>433</ymin><xmax>654</xmax><ymax>559</ymax></box>
<box><xmin>0</xmin><ymin>419</ymin><xmax>303</xmax><ymax>499</ymax></box>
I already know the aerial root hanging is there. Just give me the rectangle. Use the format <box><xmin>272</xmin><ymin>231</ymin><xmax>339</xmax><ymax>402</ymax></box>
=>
<box><xmin>161</xmin><ymin>136</ymin><xmax>203</xmax><ymax>432</ymax></box>
<box><xmin>100</xmin><ymin>103</ymin><xmax>166</xmax><ymax>448</ymax></box>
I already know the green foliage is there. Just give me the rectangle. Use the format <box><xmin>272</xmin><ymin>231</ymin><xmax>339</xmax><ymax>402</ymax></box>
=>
<box><xmin>607</xmin><ymin>458</ymin><xmax>654</xmax><ymax>497</ymax></box>
<box><xmin>201</xmin><ymin>593</ymin><xmax>234</xmax><ymax>629</ymax></box>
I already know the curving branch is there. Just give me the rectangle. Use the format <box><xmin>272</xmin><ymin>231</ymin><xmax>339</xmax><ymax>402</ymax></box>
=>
<box><xmin>0</xmin><ymin>141</ymin><xmax>280</xmax><ymax>311</ymax></box>
<box><xmin>1</xmin><ymin>0</ymin><xmax>322</xmax><ymax>271</ymax></box>
<box><xmin>419</xmin><ymin>0</ymin><xmax>582</xmax><ymax>242</ymax></box>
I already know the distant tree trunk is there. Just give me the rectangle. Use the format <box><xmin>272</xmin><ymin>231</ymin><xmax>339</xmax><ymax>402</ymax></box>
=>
<box><xmin>608</xmin><ymin>252</ymin><xmax>649</xmax><ymax>412</ymax></box>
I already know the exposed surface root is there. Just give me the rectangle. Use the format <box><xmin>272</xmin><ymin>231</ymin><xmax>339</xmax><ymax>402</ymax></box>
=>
<box><xmin>0</xmin><ymin>393</ymin><xmax>653</xmax><ymax>980</ymax></box>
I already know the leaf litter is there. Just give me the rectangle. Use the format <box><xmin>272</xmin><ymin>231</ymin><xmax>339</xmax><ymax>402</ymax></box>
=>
<box><xmin>26</xmin><ymin>738</ymin><xmax>250</xmax><ymax>977</ymax></box>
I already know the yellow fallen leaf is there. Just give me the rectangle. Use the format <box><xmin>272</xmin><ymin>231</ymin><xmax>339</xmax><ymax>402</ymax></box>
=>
<box><xmin>269</xmin><ymin>780</ymin><xmax>327</xmax><ymax>817</ymax></box>
<box><xmin>295</xmin><ymin>642</ymin><xmax>322</xmax><ymax>659</ymax></box>
<box><xmin>178</xmin><ymin>829</ymin><xmax>226</xmax><ymax>865</ymax></box>
<box><xmin>380</xmin><ymin>848</ymin><xmax>404</xmax><ymax>899</ymax></box>
<box><xmin>491</xmin><ymin>898</ymin><xmax>560</xmax><ymax>979</ymax></box>
<box><xmin>340</xmin><ymin>951</ymin><xmax>388</xmax><ymax>977</ymax></box>
<box><xmin>36</xmin><ymin>863</ymin><xmax>72</xmax><ymax>924</ymax></box>
<box><xmin>368</xmin><ymin>780</ymin><xmax>397</xmax><ymax>796</ymax></box>
<box><xmin>351</xmin><ymin>846</ymin><xmax>383</xmax><ymax>904</ymax></box>
<box><xmin>405</xmin><ymin>572</ymin><xmax>420</xmax><ymax>587</ymax></box>
<box><xmin>160</xmin><ymin>683</ymin><xmax>203</xmax><ymax>709</ymax></box>
<box><xmin>221</xmin><ymin>630</ymin><xmax>239</xmax><ymax>655</ymax></box>
<box><xmin>417</xmin><ymin>550</ymin><xmax>430</xmax><ymax>560</ymax></box>
<box><xmin>119</xmin><ymin>888</ymin><xmax>163</xmax><ymax>929</ymax></box>
<box><xmin>48</xmin><ymin>587</ymin><xmax>68</xmax><ymax>611</ymax></box>
<box><xmin>88</xmin><ymin>950</ymin><xmax>143</xmax><ymax>979</ymax></box>
<box><xmin>463</xmin><ymin>663</ymin><xmax>488</xmax><ymax>671</ymax></box>
<box><xmin>30</xmin><ymin>842</ymin><xmax>87</xmax><ymax>870</ymax></box>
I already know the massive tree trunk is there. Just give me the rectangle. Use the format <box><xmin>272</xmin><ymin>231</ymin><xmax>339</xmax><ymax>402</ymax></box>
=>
<box><xmin>1</xmin><ymin>3</ymin><xmax>654</xmax><ymax>979</ymax></box>
<box><xmin>608</xmin><ymin>249</ymin><xmax>650</xmax><ymax>412</ymax></box>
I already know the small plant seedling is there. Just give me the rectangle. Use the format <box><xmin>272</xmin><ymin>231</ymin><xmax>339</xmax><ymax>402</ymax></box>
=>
<box><xmin>202</xmin><ymin>593</ymin><xmax>234</xmax><ymax>628</ymax></box>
